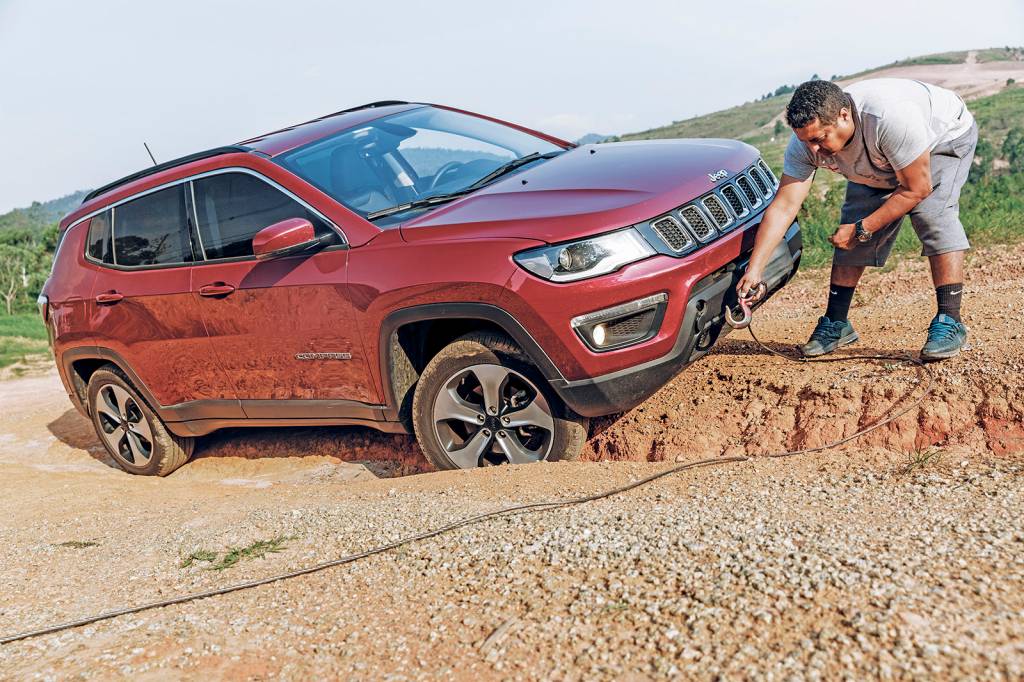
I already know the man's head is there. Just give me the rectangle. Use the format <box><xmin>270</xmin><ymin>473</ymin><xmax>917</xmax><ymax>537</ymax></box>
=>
<box><xmin>785</xmin><ymin>80</ymin><xmax>855</xmax><ymax>157</ymax></box>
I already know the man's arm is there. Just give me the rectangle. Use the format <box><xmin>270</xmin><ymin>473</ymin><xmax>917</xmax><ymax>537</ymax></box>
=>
<box><xmin>830</xmin><ymin>151</ymin><xmax>932</xmax><ymax>249</ymax></box>
<box><xmin>737</xmin><ymin>173</ymin><xmax>813</xmax><ymax>295</ymax></box>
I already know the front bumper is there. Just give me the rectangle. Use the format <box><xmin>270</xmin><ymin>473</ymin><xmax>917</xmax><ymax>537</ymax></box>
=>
<box><xmin>550</xmin><ymin>221</ymin><xmax>801</xmax><ymax>417</ymax></box>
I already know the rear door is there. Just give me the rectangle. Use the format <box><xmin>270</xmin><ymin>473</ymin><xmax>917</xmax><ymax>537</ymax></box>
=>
<box><xmin>187</xmin><ymin>170</ymin><xmax>379</xmax><ymax>413</ymax></box>
<box><xmin>86</xmin><ymin>185</ymin><xmax>239</xmax><ymax>412</ymax></box>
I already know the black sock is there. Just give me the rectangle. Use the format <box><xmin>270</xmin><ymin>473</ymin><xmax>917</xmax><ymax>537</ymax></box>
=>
<box><xmin>936</xmin><ymin>283</ymin><xmax>963</xmax><ymax>322</ymax></box>
<box><xmin>825</xmin><ymin>285</ymin><xmax>856</xmax><ymax>322</ymax></box>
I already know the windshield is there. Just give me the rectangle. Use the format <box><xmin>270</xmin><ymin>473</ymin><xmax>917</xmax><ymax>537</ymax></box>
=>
<box><xmin>277</xmin><ymin>107</ymin><xmax>564</xmax><ymax>225</ymax></box>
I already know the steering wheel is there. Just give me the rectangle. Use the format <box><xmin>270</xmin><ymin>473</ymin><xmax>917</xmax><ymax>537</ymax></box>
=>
<box><xmin>428</xmin><ymin>161</ymin><xmax>465</xmax><ymax>191</ymax></box>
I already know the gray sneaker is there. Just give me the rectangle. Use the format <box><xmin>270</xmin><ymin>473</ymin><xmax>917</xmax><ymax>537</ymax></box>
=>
<box><xmin>800</xmin><ymin>316</ymin><xmax>859</xmax><ymax>357</ymax></box>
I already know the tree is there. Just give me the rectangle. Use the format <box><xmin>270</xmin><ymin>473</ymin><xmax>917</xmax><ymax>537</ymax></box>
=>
<box><xmin>0</xmin><ymin>244</ymin><xmax>40</xmax><ymax>315</ymax></box>
<box><xmin>1002</xmin><ymin>127</ymin><xmax>1024</xmax><ymax>172</ymax></box>
<box><xmin>970</xmin><ymin>137</ymin><xmax>996</xmax><ymax>182</ymax></box>
<box><xmin>773</xmin><ymin>120</ymin><xmax>785</xmax><ymax>137</ymax></box>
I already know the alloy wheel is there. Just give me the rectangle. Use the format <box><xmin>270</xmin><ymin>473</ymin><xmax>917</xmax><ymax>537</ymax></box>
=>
<box><xmin>95</xmin><ymin>384</ymin><xmax>154</xmax><ymax>466</ymax></box>
<box><xmin>432</xmin><ymin>363</ymin><xmax>554</xmax><ymax>468</ymax></box>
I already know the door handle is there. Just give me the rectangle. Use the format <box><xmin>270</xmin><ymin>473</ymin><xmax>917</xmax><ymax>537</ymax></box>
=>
<box><xmin>198</xmin><ymin>283</ymin><xmax>236</xmax><ymax>297</ymax></box>
<box><xmin>95</xmin><ymin>292</ymin><xmax>124</xmax><ymax>305</ymax></box>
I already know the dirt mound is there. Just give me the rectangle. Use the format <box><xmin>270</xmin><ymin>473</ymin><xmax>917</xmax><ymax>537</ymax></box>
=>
<box><xmin>586</xmin><ymin>245</ymin><xmax>1024</xmax><ymax>463</ymax></box>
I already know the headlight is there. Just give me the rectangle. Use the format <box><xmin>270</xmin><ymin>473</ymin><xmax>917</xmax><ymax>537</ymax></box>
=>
<box><xmin>513</xmin><ymin>228</ymin><xmax>655</xmax><ymax>283</ymax></box>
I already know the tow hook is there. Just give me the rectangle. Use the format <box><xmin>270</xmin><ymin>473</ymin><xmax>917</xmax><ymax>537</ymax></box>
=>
<box><xmin>726</xmin><ymin>281</ymin><xmax>767</xmax><ymax>329</ymax></box>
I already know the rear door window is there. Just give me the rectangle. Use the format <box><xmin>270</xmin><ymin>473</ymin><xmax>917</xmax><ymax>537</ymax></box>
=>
<box><xmin>86</xmin><ymin>210</ymin><xmax>114</xmax><ymax>264</ymax></box>
<box><xmin>112</xmin><ymin>185</ymin><xmax>193</xmax><ymax>267</ymax></box>
<box><xmin>191</xmin><ymin>172</ymin><xmax>337</xmax><ymax>260</ymax></box>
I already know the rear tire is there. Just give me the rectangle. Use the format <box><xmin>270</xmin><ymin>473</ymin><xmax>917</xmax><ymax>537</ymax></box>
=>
<box><xmin>86</xmin><ymin>366</ymin><xmax>194</xmax><ymax>476</ymax></box>
<box><xmin>412</xmin><ymin>332</ymin><xmax>587</xmax><ymax>470</ymax></box>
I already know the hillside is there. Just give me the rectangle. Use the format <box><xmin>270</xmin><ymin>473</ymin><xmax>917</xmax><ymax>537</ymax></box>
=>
<box><xmin>620</xmin><ymin>47</ymin><xmax>1024</xmax><ymax>158</ymax></box>
<box><xmin>0</xmin><ymin>190</ymin><xmax>88</xmax><ymax>236</ymax></box>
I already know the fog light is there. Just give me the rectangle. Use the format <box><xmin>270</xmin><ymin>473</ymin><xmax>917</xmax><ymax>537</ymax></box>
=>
<box><xmin>571</xmin><ymin>293</ymin><xmax>668</xmax><ymax>352</ymax></box>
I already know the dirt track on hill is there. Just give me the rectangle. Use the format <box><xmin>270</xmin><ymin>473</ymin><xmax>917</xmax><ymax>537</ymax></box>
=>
<box><xmin>1</xmin><ymin>244</ymin><xmax>1023</xmax><ymax>678</ymax></box>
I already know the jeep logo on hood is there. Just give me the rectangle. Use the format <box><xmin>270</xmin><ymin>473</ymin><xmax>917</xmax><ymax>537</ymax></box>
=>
<box><xmin>708</xmin><ymin>169</ymin><xmax>728</xmax><ymax>182</ymax></box>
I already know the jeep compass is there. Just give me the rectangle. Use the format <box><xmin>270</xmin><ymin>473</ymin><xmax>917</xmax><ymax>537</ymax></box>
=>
<box><xmin>41</xmin><ymin>101</ymin><xmax>801</xmax><ymax>475</ymax></box>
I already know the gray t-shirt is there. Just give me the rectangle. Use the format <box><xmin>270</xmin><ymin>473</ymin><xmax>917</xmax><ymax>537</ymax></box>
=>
<box><xmin>783</xmin><ymin>78</ymin><xmax>975</xmax><ymax>189</ymax></box>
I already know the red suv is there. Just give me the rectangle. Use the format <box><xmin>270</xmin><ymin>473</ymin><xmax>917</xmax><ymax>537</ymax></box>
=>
<box><xmin>41</xmin><ymin>101</ymin><xmax>801</xmax><ymax>475</ymax></box>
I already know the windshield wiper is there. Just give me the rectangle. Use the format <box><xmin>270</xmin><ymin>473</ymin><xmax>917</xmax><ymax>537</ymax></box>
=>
<box><xmin>366</xmin><ymin>190</ymin><xmax>473</xmax><ymax>220</ymax></box>
<box><xmin>464</xmin><ymin>150</ymin><xmax>563</xmax><ymax>192</ymax></box>
<box><xmin>366</xmin><ymin>150</ymin><xmax>564</xmax><ymax>221</ymax></box>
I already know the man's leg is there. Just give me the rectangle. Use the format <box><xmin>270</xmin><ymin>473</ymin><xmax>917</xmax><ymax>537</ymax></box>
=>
<box><xmin>831</xmin><ymin>263</ymin><xmax>867</xmax><ymax>288</ymax></box>
<box><xmin>912</xmin><ymin>124</ymin><xmax>975</xmax><ymax>359</ymax></box>
<box><xmin>801</xmin><ymin>261</ymin><xmax>866</xmax><ymax>357</ymax></box>
<box><xmin>928</xmin><ymin>250</ymin><xmax>964</xmax><ymax>286</ymax></box>
<box><xmin>801</xmin><ymin>181</ymin><xmax>896</xmax><ymax>357</ymax></box>
<box><xmin>928</xmin><ymin>250</ymin><xmax>965</xmax><ymax>323</ymax></box>
<box><xmin>824</xmin><ymin>263</ymin><xmax>866</xmax><ymax>323</ymax></box>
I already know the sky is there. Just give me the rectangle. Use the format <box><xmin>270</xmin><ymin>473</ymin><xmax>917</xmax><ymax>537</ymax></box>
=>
<box><xmin>0</xmin><ymin>0</ymin><xmax>1021</xmax><ymax>213</ymax></box>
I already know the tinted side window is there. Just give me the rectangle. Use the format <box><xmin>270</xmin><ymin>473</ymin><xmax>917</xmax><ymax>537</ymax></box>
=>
<box><xmin>113</xmin><ymin>186</ymin><xmax>193</xmax><ymax>266</ymax></box>
<box><xmin>192</xmin><ymin>173</ymin><xmax>337</xmax><ymax>260</ymax></box>
<box><xmin>86</xmin><ymin>211</ymin><xmax>114</xmax><ymax>264</ymax></box>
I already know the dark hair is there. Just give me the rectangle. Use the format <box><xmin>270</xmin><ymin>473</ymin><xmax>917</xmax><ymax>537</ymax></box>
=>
<box><xmin>785</xmin><ymin>80</ymin><xmax>850</xmax><ymax>129</ymax></box>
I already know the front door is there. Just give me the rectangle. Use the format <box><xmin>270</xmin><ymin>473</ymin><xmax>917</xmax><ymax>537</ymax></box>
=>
<box><xmin>187</xmin><ymin>170</ymin><xmax>379</xmax><ymax>415</ymax></box>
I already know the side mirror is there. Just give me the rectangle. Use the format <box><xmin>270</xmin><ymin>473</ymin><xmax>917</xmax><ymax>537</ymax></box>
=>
<box><xmin>252</xmin><ymin>218</ymin><xmax>320</xmax><ymax>261</ymax></box>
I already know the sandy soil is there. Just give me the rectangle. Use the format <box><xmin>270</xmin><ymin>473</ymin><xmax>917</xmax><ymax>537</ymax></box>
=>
<box><xmin>1</xmin><ymin>243</ymin><xmax>1023</xmax><ymax>679</ymax></box>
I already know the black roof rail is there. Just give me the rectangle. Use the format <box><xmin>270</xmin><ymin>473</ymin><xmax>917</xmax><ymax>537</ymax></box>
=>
<box><xmin>82</xmin><ymin>145</ymin><xmax>251</xmax><ymax>204</ymax></box>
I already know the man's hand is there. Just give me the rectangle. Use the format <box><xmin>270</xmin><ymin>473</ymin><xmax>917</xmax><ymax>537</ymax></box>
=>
<box><xmin>736</xmin><ymin>269</ymin><xmax>764</xmax><ymax>298</ymax></box>
<box><xmin>830</xmin><ymin>223</ymin><xmax>857</xmax><ymax>250</ymax></box>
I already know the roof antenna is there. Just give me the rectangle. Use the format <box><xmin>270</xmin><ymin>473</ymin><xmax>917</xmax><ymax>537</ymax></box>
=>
<box><xmin>143</xmin><ymin>142</ymin><xmax>158</xmax><ymax>167</ymax></box>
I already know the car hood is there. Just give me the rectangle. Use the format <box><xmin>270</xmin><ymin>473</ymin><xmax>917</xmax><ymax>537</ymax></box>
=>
<box><xmin>400</xmin><ymin>139</ymin><xmax>760</xmax><ymax>244</ymax></box>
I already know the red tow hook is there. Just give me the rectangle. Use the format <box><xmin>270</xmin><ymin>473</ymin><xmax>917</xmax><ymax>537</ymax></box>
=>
<box><xmin>725</xmin><ymin>281</ymin><xmax>767</xmax><ymax>329</ymax></box>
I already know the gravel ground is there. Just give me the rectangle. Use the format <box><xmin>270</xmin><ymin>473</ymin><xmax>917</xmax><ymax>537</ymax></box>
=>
<box><xmin>1</xmin><ymin>453</ymin><xmax>1022</xmax><ymax>679</ymax></box>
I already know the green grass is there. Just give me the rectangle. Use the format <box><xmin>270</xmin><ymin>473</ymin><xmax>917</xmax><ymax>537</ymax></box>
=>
<box><xmin>0</xmin><ymin>313</ymin><xmax>47</xmax><ymax>340</ymax></box>
<box><xmin>621</xmin><ymin>95</ymin><xmax>790</xmax><ymax>142</ymax></box>
<box><xmin>0</xmin><ymin>313</ymin><xmax>49</xmax><ymax>370</ymax></box>
<box><xmin>0</xmin><ymin>336</ymin><xmax>50</xmax><ymax>370</ymax></box>
<box><xmin>970</xmin><ymin>84</ymin><xmax>1024</xmax><ymax>147</ymax></box>
<box><xmin>899</xmin><ymin>446</ymin><xmax>942</xmax><ymax>476</ymax></box>
<box><xmin>975</xmin><ymin>47</ymin><xmax>1023</xmax><ymax>63</ymax></box>
<box><xmin>180</xmin><ymin>536</ymin><xmax>296</xmax><ymax>571</ymax></box>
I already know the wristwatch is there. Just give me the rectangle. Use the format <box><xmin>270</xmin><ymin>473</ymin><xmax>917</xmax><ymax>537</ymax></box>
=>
<box><xmin>855</xmin><ymin>219</ymin><xmax>872</xmax><ymax>243</ymax></box>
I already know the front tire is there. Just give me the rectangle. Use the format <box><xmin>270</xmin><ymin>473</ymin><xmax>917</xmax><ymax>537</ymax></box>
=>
<box><xmin>412</xmin><ymin>332</ymin><xmax>588</xmax><ymax>470</ymax></box>
<box><xmin>87</xmin><ymin>366</ymin><xmax>194</xmax><ymax>476</ymax></box>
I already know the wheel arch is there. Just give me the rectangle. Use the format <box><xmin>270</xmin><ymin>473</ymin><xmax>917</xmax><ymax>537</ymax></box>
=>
<box><xmin>62</xmin><ymin>348</ymin><xmax>165</xmax><ymax>418</ymax></box>
<box><xmin>379</xmin><ymin>304</ymin><xmax>564</xmax><ymax>430</ymax></box>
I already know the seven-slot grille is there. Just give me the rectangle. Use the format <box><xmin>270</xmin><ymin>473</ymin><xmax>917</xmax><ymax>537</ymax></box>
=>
<box><xmin>646</xmin><ymin>159</ymin><xmax>775</xmax><ymax>254</ymax></box>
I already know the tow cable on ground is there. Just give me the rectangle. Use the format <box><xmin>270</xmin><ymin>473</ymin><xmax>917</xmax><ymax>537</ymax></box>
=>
<box><xmin>0</xmin><ymin>288</ymin><xmax>936</xmax><ymax>646</ymax></box>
